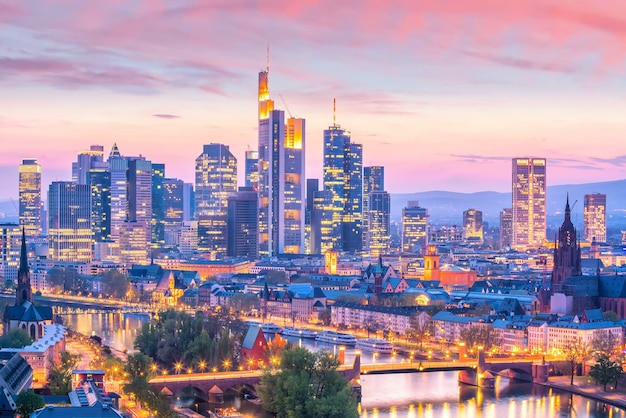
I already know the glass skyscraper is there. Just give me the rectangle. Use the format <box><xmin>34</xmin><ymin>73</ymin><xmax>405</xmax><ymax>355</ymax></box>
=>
<box><xmin>368</xmin><ymin>191</ymin><xmax>390</xmax><ymax>256</ymax></box>
<box><xmin>402</xmin><ymin>201</ymin><xmax>428</xmax><ymax>253</ymax></box>
<box><xmin>584</xmin><ymin>193</ymin><xmax>606</xmax><ymax>243</ymax></box>
<box><xmin>363</xmin><ymin>166</ymin><xmax>384</xmax><ymax>253</ymax></box>
<box><xmin>245</xmin><ymin>149</ymin><xmax>259</xmax><ymax>189</ymax></box>
<box><xmin>48</xmin><ymin>181</ymin><xmax>92</xmax><ymax>262</ymax></box>
<box><xmin>512</xmin><ymin>158</ymin><xmax>546</xmax><ymax>248</ymax></box>
<box><xmin>19</xmin><ymin>158</ymin><xmax>42</xmax><ymax>239</ymax></box>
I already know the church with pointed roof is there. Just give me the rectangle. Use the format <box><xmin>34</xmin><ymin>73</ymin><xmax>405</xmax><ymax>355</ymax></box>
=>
<box><xmin>3</xmin><ymin>230</ymin><xmax>53</xmax><ymax>340</ymax></box>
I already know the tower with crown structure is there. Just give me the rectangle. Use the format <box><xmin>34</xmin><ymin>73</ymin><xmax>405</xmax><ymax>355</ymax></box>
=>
<box><xmin>551</xmin><ymin>196</ymin><xmax>582</xmax><ymax>295</ymax></box>
<box><xmin>423</xmin><ymin>238</ymin><xmax>441</xmax><ymax>282</ymax></box>
<box><xmin>3</xmin><ymin>229</ymin><xmax>53</xmax><ymax>340</ymax></box>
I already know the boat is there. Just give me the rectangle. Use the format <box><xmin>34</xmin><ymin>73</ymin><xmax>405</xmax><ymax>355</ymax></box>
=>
<box><xmin>281</xmin><ymin>327</ymin><xmax>319</xmax><ymax>339</ymax></box>
<box><xmin>260</xmin><ymin>323</ymin><xmax>283</xmax><ymax>334</ymax></box>
<box><xmin>315</xmin><ymin>330</ymin><xmax>357</xmax><ymax>346</ymax></box>
<box><xmin>355</xmin><ymin>338</ymin><xmax>394</xmax><ymax>354</ymax></box>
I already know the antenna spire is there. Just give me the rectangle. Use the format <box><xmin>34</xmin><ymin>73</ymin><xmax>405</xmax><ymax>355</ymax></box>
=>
<box><xmin>333</xmin><ymin>98</ymin><xmax>336</xmax><ymax>125</ymax></box>
<box><xmin>266</xmin><ymin>42</ymin><xmax>270</xmax><ymax>73</ymax></box>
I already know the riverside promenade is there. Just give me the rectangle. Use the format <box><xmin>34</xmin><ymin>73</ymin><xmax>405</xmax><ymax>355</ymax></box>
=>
<box><xmin>540</xmin><ymin>376</ymin><xmax>626</xmax><ymax>410</ymax></box>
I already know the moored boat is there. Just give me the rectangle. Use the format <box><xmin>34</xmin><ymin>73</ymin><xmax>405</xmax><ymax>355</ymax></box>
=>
<box><xmin>281</xmin><ymin>327</ymin><xmax>319</xmax><ymax>339</ymax></box>
<box><xmin>355</xmin><ymin>338</ymin><xmax>394</xmax><ymax>354</ymax></box>
<box><xmin>315</xmin><ymin>330</ymin><xmax>357</xmax><ymax>346</ymax></box>
<box><xmin>260</xmin><ymin>323</ymin><xmax>283</xmax><ymax>334</ymax></box>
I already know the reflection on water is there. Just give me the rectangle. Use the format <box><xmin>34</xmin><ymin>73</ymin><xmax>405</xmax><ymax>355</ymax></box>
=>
<box><xmin>62</xmin><ymin>312</ymin><xmax>149</xmax><ymax>353</ymax></box>
<box><xmin>69</xmin><ymin>316</ymin><xmax>626</xmax><ymax>418</ymax></box>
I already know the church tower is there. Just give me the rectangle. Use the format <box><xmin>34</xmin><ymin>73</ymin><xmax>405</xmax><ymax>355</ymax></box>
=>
<box><xmin>16</xmin><ymin>228</ymin><xmax>33</xmax><ymax>306</ymax></box>
<box><xmin>552</xmin><ymin>195</ymin><xmax>581</xmax><ymax>294</ymax></box>
<box><xmin>423</xmin><ymin>238</ymin><xmax>441</xmax><ymax>282</ymax></box>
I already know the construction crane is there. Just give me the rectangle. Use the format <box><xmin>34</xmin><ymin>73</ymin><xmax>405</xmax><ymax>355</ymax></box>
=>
<box><xmin>278</xmin><ymin>94</ymin><xmax>294</xmax><ymax>118</ymax></box>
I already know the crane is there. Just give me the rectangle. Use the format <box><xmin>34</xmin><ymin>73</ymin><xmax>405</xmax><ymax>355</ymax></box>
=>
<box><xmin>278</xmin><ymin>94</ymin><xmax>294</xmax><ymax>118</ymax></box>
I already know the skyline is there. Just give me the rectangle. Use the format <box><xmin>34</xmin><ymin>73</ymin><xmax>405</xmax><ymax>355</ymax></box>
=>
<box><xmin>2</xmin><ymin>1</ymin><xmax>626</xmax><ymax>201</ymax></box>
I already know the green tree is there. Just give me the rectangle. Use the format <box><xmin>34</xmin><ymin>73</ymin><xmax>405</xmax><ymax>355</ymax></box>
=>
<box><xmin>563</xmin><ymin>337</ymin><xmax>592</xmax><ymax>385</ymax></box>
<box><xmin>257</xmin><ymin>347</ymin><xmax>358</xmax><ymax>418</ymax></box>
<box><xmin>591</xmin><ymin>331</ymin><xmax>618</xmax><ymax>359</ymax></box>
<box><xmin>49</xmin><ymin>351</ymin><xmax>80</xmax><ymax>395</ymax></box>
<box><xmin>459</xmin><ymin>325</ymin><xmax>501</xmax><ymax>354</ymax></box>
<box><xmin>123</xmin><ymin>353</ymin><xmax>154</xmax><ymax>405</ymax></box>
<box><xmin>590</xmin><ymin>355</ymin><xmax>623</xmax><ymax>391</ymax></box>
<box><xmin>318</xmin><ymin>309</ymin><xmax>331</xmax><ymax>326</ymax></box>
<box><xmin>229</xmin><ymin>293</ymin><xmax>260</xmax><ymax>314</ymax></box>
<box><xmin>101</xmin><ymin>269</ymin><xmax>130</xmax><ymax>299</ymax></box>
<box><xmin>16</xmin><ymin>390</ymin><xmax>45</xmax><ymax>417</ymax></box>
<box><xmin>0</xmin><ymin>328</ymin><xmax>33</xmax><ymax>348</ymax></box>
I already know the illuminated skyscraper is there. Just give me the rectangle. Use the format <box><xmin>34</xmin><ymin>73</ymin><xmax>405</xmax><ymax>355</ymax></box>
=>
<box><xmin>363</xmin><ymin>166</ymin><xmax>384</xmax><ymax>252</ymax></box>
<box><xmin>108</xmin><ymin>143</ymin><xmax>128</xmax><ymax>241</ymax></box>
<box><xmin>305</xmin><ymin>179</ymin><xmax>319</xmax><ymax>254</ymax></box>
<box><xmin>311</xmin><ymin>190</ymin><xmax>334</xmax><ymax>254</ymax></box>
<box><xmin>584</xmin><ymin>193</ymin><xmax>606</xmax><ymax>243</ymax></box>
<box><xmin>19</xmin><ymin>159</ymin><xmax>42</xmax><ymax>239</ymax></box>
<box><xmin>499</xmin><ymin>208</ymin><xmax>513</xmax><ymax>249</ymax></box>
<box><xmin>245</xmin><ymin>149</ymin><xmax>259</xmax><ymax>189</ymax></box>
<box><xmin>402</xmin><ymin>201</ymin><xmax>428</xmax><ymax>253</ymax></box>
<box><xmin>151</xmin><ymin>163</ymin><xmax>166</xmax><ymax>246</ymax></box>
<box><xmin>195</xmin><ymin>143</ymin><xmax>237</xmax><ymax>256</ymax></box>
<box><xmin>126</xmin><ymin>158</ymin><xmax>152</xmax><ymax>262</ymax></box>
<box><xmin>72</xmin><ymin>145</ymin><xmax>105</xmax><ymax>185</ymax></box>
<box><xmin>257</xmin><ymin>68</ymin><xmax>306</xmax><ymax>256</ymax></box>
<box><xmin>0</xmin><ymin>223</ymin><xmax>22</xmax><ymax>281</ymax></box>
<box><xmin>512</xmin><ymin>158</ymin><xmax>546</xmax><ymax>248</ymax></box>
<box><xmin>227</xmin><ymin>187</ymin><xmax>258</xmax><ymax>259</ymax></box>
<box><xmin>48</xmin><ymin>182</ymin><xmax>92</xmax><ymax>262</ymax></box>
<box><xmin>368</xmin><ymin>191</ymin><xmax>390</xmax><ymax>256</ymax></box>
<box><xmin>163</xmin><ymin>178</ymin><xmax>184</xmax><ymax>246</ymax></box>
<box><xmin>323</xmin><ymin>109</ymin><xmax>363</xmax><ymax>253</ymax></box>
<box><xmin>463</xmin><ymin>208</ymin><xmax>483</xmax><ymax>243</ymax></box>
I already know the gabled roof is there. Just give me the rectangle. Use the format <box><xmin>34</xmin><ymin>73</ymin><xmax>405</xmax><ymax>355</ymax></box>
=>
<box><xmin>241</xmin><ymin>325</ymin><xmax>265</xmax><ymax>350</ymax></box>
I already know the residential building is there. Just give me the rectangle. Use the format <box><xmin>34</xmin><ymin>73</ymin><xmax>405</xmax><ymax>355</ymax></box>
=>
<box><xmin>402</xmin><ymin>201</ymin><xmax>428</xmax><ymax>253</ymax></box>
<box><xmin>512</xmin><ymin>158</ymin><xmax>547</xmax><ymax>248</ymax></box>
<box><xmin>584</xmin><ymin>193</ymin><xmax>607</xmax><ymax>243</ymax></box>
<box><xmin>48</xmin><ymin>182</ymin><xmax>92</xmax><ymax>262</ymax></box>
<box><xmin>19</xmin><ymin>158</ymin><xmax>42</xmax><ymax>238</ymax></box>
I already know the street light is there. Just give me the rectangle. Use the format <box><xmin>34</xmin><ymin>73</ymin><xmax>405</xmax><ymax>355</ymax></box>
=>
<box><xmin>175</xmin><ymin>362</ymin><xmax>182</xmax><ymax>375</ymax></box>
<box><xmin>199</xmin><ymin>361</ymin><xmax>206</xmax><ymax>373</ymax></box>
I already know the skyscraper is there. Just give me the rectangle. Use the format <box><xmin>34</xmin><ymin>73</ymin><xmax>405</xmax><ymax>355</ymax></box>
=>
<box><xmin>311</xmin><ymin>190</ymin><xmax>334</xmax><ymax>254</ymax></box>
<box><xmin>499</xmin><ymin>208</ymin><xmax>513</xmax><ymax>249</ymax></box>
<box><xmin>195</xmin><ymin>144</ymin><xmax>237</xmax><ymax>256</ymax></box>
<box><xmin>245</xmin><ymin>149</ymin><xmax>259</xmax><ymax>189</ymax></box>
<box><xmin>368</xmin><ymin>191</ymin><xmax>390</xmax><ymax>256</ymax></box>
<box><xmin>257</xmin><ymin>68</ymin><xmax>306</xmax><ymax>256</ymax></box>
<box><xmin>48</xmin><ymin>181</ymin><xmax>92</xmax><ymax>262</ymax></box>
<box><xmin>0</xmin><ymin>223</ymin><xmax>22</xmax><ymax>282</ymax></box>
<box><xmin>19</xmin><ymin>158</ymin><xmax>42</xmax><ymax>239</ymax></box>
<box><xmin>584</xmin><ymin>193</ymin><xmax>607</xmax><ymax>243</ymax></box>
<box><xmin>163</xmin><ymin>178</ymin><xmax>184</xmax><ymax>245</ymax></box>
<box><xmin>305</xmin><ymin>179</ymin><xmax>319</xmax><ymax>254</ymax></box>
<box><xmin>151</xmin><ymin>163</ymin><xmax>166</xmax><ymax>247</ymax></box>
<box><xmin>108</xmin><ymin>144</ymin><xmax>128</xmax><ymax>241</ymax></box>
<box><xmin>463</xmin><ymin>208</ymin><xmax>483</xmax><ymax>243</ymax></box>
<box><xmin>125</xmin><ymin>158</ymin><xmax>152</xmax><ymax>262</ymax></box>
<box><xmin>402</xmin><ymin>201</ymin><xmax>428</xmax><ymax>253</ymax></box>
<box><xmin>72</xmin><ymin>145</ymin><xmax>105</xmax><ymax>185</ymax></box>
<box><xmin>322</xmin><ymin>110</ymin><xmax>363</xmax><ymax>253</ymax></box>
<box><xmin>512</xmin><ymin>158</ymin><xmax>546</xmax><ymax>248</ymax></box>
<box><xmin>227</xmin><ymin>187</ymin><xmax>258</xmax><ymax>259</ymax></box>
<box><xmin>363</xmin><ymin>166</ymin><xmax>384</xmax><ymax>252</ymax></box>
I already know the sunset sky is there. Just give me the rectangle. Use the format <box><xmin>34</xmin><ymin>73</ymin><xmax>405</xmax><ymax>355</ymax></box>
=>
<box><xmin>2</xmin><ymin>1</ymin><xmax>626</xmax><ymax>201</ymax></box>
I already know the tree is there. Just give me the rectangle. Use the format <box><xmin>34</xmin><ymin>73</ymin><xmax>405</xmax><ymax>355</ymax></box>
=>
<box><xmin>563</xmin><ymin>337</ymin><xmax>591</xmax><ymax>385</ymax></box>
<box><xmin>229</xmin><ymin>293</ymin><xmax>259</xmax><ymax>314</ymax></box>
<box><xmin>257</xmin><ymin>347</ymin><xmax>359</xmax><ymax>418</ymax></box>
<box><xmin>407</xmin><ymin>313</ymin><xmax>431</xmax><ymax>351</ymax></box>
<box><xmin>603</xmin><ymin>311</ymin><xmax>620</xmax><ymax>322</ymax></box>
<box><xmin>0</xmin><ymin>328</ymin><xmax>33</xmax><ymax>348</ymax></box>
<box><xmin>590</xmin><ymin>355</ymin><xmax>623</xmax><ymax>391</ymax></box>
<box><xmin>318</xmin><ymin>309</ymin><xmax>331</xmax><ymax>326</ymax></box>
<box><xmin>459</xmin><ymin>325</ymin><xmax>501</xmax><ymax>354</ymax></box>
<box><xmin>49</xmin><ymin>351</ymin><xmax>80</xmax><ymax>395</ymax></box>
<box><xmin>123</xmin><ymin>353</ymin><xmax>154</xmax><ymax>405</ymax></box>
<box><xmin>266</xmin><ymin>334</ymin><xmax>291</xmax><ymax>368</ymax></box>
<box><xmin>101</xmin><ymin>269</ymin><xmax>130</xmax><ymax>299</ymax></box>
<box><xmin>591</xmin><ymin>331</ymin><xmax>618</xmax><ymax>359</ymax></box>
<box><xmin>16</xmin><ymin>390</ymin><xmax>45</xmax><ymax>417</ymax></box>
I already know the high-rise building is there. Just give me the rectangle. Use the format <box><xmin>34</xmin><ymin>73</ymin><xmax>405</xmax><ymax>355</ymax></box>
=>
<box><xmin>463</xmin><ymin>208</ymin><xmax>483</xmax><ymax>243</ymax></box>
<box><xmin>108</xmin><ymin>144</ymin><xmax>128</xmax><ymax>241</ymax></box>
<box><xmin>499</xmin><ymin>208</ymin><xmax>513</xmax><ymax>249</ymax></box>
<box><xmin>584</xmin><ymin>193</ymin><xmax>606</xmax><ymax>243</ymax></box>
<box><xmin>151</xmin><ymin>163</ymin><xmax>166</xmax><ymax>247</ymax></box>
<box><xmin>402</xmin><ymin>201</ymin><xmax>428</xmax><ymax>253</ymax></box>
<box><xmin>368</xmin><ymin>191</ymin><xmax>390</xmax><ymax>256</ymax></box>
<box><xmin>245</xmin><ymin>149</ymin><xmax>259</xmax><ymax>189</ymax></box>
<box><xmin>48</xmin><ymin>182</ymin><xmax>92</xmax><ymax>262</ymax></box>
<box><xmin>322</xmin><ymin>113</ymin><xmax>363</xmax><ymax>253</ymax></box>
<box><xmin>305</xmin><ymin>179</ymin><xmax>319</xmax><ymax>254</ymax></box>
<box><xmin>0</xmin><ymin>223</ymin><xmax>22</xmax><ymax>282</ymax></box>
<box><xmin>19</xmin><ymin>159</ymin><xmax>42</xmax><ymax>239</ymax></box>
<box><xmin>163</xmin><ymin>178</ymin><xmax>184</xmax><ymax>246</ymax></box>
<box><xmin>126</xmin><ymin>158</ymin><xmax>152</xmax><ymax>262</ymax></box>
<box><xmin>89</xmin><ymin>169</ymin><xmax>111</xmax><ymax>242</ymax></box>
<box><xmin>257</xmin><ymin>68</ymin><xmax>306</xmax><ymax>256</ymax></box>
<box><xmin>183</xmin><ymin>183</ymin><xmax>194</xmax><ymax>221</ymax></box>
<box><xmin>227</xmin><ymin>187</ymin><xmax>258</xmax><ymax>259</ymax></box>
<box><xmin>512</xmin><ymin>158</ymin><xmax>547</xmax><ymax>248</ymax></box>
<box><xmin>311</xmin><ymin>190</ymin><xmax>334</xmax><ymax>254</ymax></box>
<box><xmin>119</xmin><ymin>220</ymin><xmax>150</xmax><ymax>266</ymax></box>
<box><xmin>195</xmin><ymin>144</ymin><xmax>237</xmax><ymax>256</ymax></box>
<box><xmin>72</xmin><ymin>145</ymin><xmax>105</xmax><ymax>185</ymax></box>
<box><xmin>363</xmin><ymin>166</ymin><xmax>384</xmax><ymax>252</ymax></box>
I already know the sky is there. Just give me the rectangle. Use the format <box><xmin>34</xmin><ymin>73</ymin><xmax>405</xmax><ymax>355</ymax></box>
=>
<box><xmin>1</xmin><ymin>0</ymin><xmax>626</xmax><ymax>202</ymax></box>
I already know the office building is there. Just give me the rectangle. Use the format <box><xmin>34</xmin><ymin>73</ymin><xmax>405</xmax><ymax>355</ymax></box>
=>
<box><xmin>584</xmin><ymin>193</ymin><xmax>606</xmax><ymax>243</ymax></box>
<box><xmin>368</xmin><ymin>191</ymin><xmax>390</xmax><ymax>256</ymax></box>
<box><xmin>227</xmin><ymin>187</ymin><xmax>259</xmax><ymax>259</ymax></box>
<box><xmin>245</xmin><ymin>149</ymin><xmax>259</xmax><ymax>189</ymax></box>
<box><xmin>512</xmin><ymin>158</ymin><xmax>547</xmax><ymax>248</ymax></box>
<box><xmin>402</xmin><ymin>201</ymin><xmax>428</xmax><ymax>253</ymax></box>
<box><xmin>19</xmin><ymin>158</ymin><xmax>42</xmax><ymax>239</ymax></box>
<box><xmin>151</xmin><ymin>163</ymin><xmax>166</xmax><ymax>247</ymax></box>
<box><xmin>108</xmin><ymin>144</ymin><xmax>128</xmax><ymax>241</ymax></box>
<box><xmin>72</xmin><ymin>145</ymin><xmax>105</xmax><ymax>185</ymax></box>
<box><xmin>183</xmin><ymin>183</ymin><xmax>194</xmax><ymax>221</ymax></box>
<box><xmin>323</xmin><ymin>112</ymin><xmax>363</xmax><ymax>253</ymax></box>
<box><xmin>89</xmin><ymin>165</ymin><xmax>111</xmax><ymax>243</ymax></box>
<box><xmin>500</xmin><ymin>208</ymin><xmax>513</xmax><ymax>249</ymax></box>
<box><xmin>163</xmin><ymin>178</ymin><xmax>184</xmax><ymax>246</ymax></box>
<box><xmin>48</xmin><ymin>182</ymin><xmax>92</xmax><ymax>262</ymax></box>
<box><xmin>363</xmin><ymin>166</ymin><xmax>384</xmax><ymax>252</ymax></box>
<box><xmin>305</xmin><ymin>179</ymin><xmax>319</xmax><ymax>254</ymax></box>
<box><xmin>463</xmin><ymin>208</ymin><xmax>483</xmax><ymax>243</ymax></box>
<box><xmin>311</xmin><ymin>190</ymin><xmax>334</xmax><ymax>254</ymax></box>
<box><xmin>195</xmin><ymin>144</ymin><xmax>237</xmax><ymax>256</ymax></box>
<box><xmin>257</xmin><ymin>68</ymin><xmax>306</xmax><ymax>256</ymax></box>
<box><xmin>0</xmin><ymin>224</ymin><xmax>22</xmax><ymax>282</ymax></box>
<box><xmin>119</xmin><ymin>220</ymin><xmax>150</xmax><ymax>265</ymax></box>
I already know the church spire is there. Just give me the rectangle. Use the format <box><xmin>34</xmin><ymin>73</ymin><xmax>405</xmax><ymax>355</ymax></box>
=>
<box><xmin>19</xmin><ymin>227</ymin><xmax>28</xmax><ymax>274</ymax></box>
<box><xmin>16</xmin><ymin>228</ymin><xmax>33</xmax><ymax>305</ymax></box>
<box><xmin>565</xmin><ymin>193</ymin><xmax>571</xmax><ymax>221</ymax></box>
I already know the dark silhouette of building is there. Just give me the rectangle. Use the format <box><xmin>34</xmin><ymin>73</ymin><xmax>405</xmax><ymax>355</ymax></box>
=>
<box><xmin>552</xmin><ymin>196</ymin><xmax>581</xmax><ymax>295</ymax></box>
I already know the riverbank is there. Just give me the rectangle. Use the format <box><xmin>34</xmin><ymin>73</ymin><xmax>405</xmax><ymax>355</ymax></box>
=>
<box><xmin>540</xmin><ymin>376</ymin><xmax>626</xmax><ymax>410</ymax></box>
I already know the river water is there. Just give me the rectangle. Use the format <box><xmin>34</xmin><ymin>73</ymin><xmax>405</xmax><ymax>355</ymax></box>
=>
<box><xmin>66</xmin><ymin>313</ymin><xmax>626</xmax><ymax>418</ymax></box>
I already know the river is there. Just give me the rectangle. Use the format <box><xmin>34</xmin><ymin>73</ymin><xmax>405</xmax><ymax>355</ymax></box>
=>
<box><xmin>67</xmin><ymin>312</ymin><xmax>626</xmax><ymax>418</ymax></box>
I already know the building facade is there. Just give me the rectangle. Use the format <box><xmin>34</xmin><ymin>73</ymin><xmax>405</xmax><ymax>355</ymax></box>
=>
<box><xmin>499</xmin><ymin>208</ymin><xmax>513</xmax><ymax>249</ymax></box>
<box><xmin>19</xmin><ymin>158</ymin><xmax>42</xmax><ymax>239</ymax></box>
<box><xmin>463</xmin><ymin>208</ymin><xmax>483</xmax><ymax>243</ymax></box>
<box><xmin>512</xmin><ymin>158</ymin><xmax>546</xmax><ymax>248</ymax></box>
<box><xmin>368</xmin><ymin>191</ymin><xmax>390</xmax><ymax>256</ymax></box>
<box><xmin>402</xmin><ymin>201</ymin><xmax>428</xmax><ymax>253</ymax></box>
<box><xmin>363</xmin><ymin>166</ymin><xmax>384</xmax><ymax>254</ymax></box>
<box><xmin>227</xmin><ymin>188</ymin><xmax>259</xmax><ymax>259</ymax></box>
<box><xmin>584</xmin><ymin>193</ymin><xmax>607</xmax><ymax>243</ymax></box>
<box><xmin>48</xmin><ymin>182</ymin><xmax>92</xmax><ymax>262</ymax></box>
